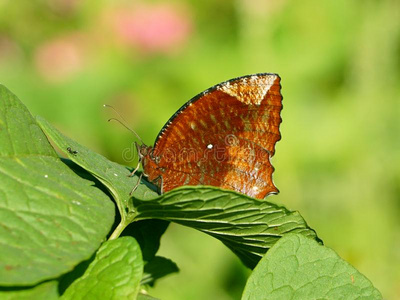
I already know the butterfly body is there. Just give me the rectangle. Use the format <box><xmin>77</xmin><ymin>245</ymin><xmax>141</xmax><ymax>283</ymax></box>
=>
<box><xmin>139</xmin><ymin>73</ymin><xmax>282</xmax><ymax>199</ymax></box>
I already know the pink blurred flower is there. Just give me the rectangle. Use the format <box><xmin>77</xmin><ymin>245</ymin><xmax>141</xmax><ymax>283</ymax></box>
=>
<box><xmin>111</xmin><ymin>3</ymin><xmax>192</xmax><ymax>54</ymax></box>
<box><xmin>34</xmin><ymin>34</ymin><xmax>85</xmax><ymax>82</ymax></box>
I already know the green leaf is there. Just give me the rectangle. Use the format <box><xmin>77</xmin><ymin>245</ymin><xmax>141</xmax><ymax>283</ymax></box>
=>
<box><xmin>141</xmin><ymin>256</ymin><xmax>179</xmax><ymax>286</ymax></box>
<box><xmin>61</xmin><ymin>236</ymin><xmax>143</xmax><ymax>300</ymax></box>
<box><xmin>133</xmin><ymin>187</ymin><xmax>320</xmax><ymax>269</ymax></box>
<box><xmin>122</xmin><ymin>219</ymin><xmax>169</xmax><ymax>261</ymax></box>
<box><xmin>36</xmin><ymin>116</ymin><xmax>158</xmax><ymax>238</ymax></box>
<box><xmin>137</xmin><ymin>293</ymin><xmax>160</xmax><ymax>300</ymax></box>
<box><xmin>0</xmin><ymin>85</ymin><xmax>55</xmax><ymax>157</ymax></box>
<box><xmin>0</xmin><ymin>85</ymin><xmax>115</xmax><ymax>286</ymax></box>
<box><xmin>36</xmin><ymin>116</ymin><xmax>158</xmax><ymax>202</ymax></box>
<box><xmin>0</xmin><ymin>281</ymin><xmax>59</xmax><ymax>300</ymax></box>
<box><xmin>242</xmin><ymin>234</ymin><xmax>382</xmax><ymax>300</ymax></box>
<box><xmin>58</xmin><ymin>252</ymin><xmax>96</xmax><ymax>295</ymax></box>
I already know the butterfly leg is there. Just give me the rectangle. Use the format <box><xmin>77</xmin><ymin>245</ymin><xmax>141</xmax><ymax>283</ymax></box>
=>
<box><xmin>128</xmin><ymin>160</ymin><xmax>141</xmax><ymax>177</ymax></box>
<box><xmin>129</xmin><ymin>172</ymin><xmax>143</xmax><ymax>196</ymax></box>
<box><xmin>152</xmin><ymin>175</ymin><xmax>164</xmax><ymax>194</ymax></box>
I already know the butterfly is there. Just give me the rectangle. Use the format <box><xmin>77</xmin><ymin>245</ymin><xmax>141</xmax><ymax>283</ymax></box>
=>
<box><xmin>134</xmin><ymin>73</ymin><xmax>282</xmax><ymax>199</ymax></box>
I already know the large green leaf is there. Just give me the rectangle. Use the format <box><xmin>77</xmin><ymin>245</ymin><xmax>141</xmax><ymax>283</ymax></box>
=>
<box><xmin>242</xmin><ymin>234</ymin><xmax>382</xmax><ymax>299</ymax></box>
<box><xmin>61</xmin><ymin>237</ymin><xmax>143</xmax><ymax>300</ymax></box>
<box><xmin>0</xmin><ymin>85</ymin><xmax>55</xmax><ymax>157</ymax></box>
<box><xmin>133</xmin><ymin>187</ymin><xmax>320</xmax><ymax>269</ymax></box>
<box><xmin>0</xmin><ymin>281</ymin><xmax>59</xmax><ymax>300</ymax></box>
<box><xmin>36</xmin><ymin>116</ymin><xmax>158</xmax><ymax>202</ymax></box>
<box><xmin>0</xmin><ymin>85</ymin><xmax>115</xmax><ymax>286</ymax></box>
<box><xmin>37</xmin><ymin>116</ymin><xmax>158</xmax><ymax>239</ymax></box>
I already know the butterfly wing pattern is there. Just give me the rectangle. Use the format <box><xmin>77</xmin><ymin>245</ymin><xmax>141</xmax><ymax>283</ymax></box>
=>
<box><xmin>142</xmin><ymin>73</ymin><xmax>283</xmax><ymax>199</ymax></box>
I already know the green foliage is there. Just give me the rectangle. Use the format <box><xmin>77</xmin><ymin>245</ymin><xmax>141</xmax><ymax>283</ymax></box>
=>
<box><xmin>37</xmin><ymin>109</ymin><xmax>320</xmax><ymax>269</ymax></box>
<box><xmin>242</xmin><ymin>234</ymin><xmax>382</xmax><ymax>300</ymax></box>
<box><xmin>0</xmin><ymin>281</ymin><xmax>59</xmax><ymax>300</ymax></box>
<box><xmin>142</xmin><ymin>257</ymin><xmax>179</xmax><ymax>286</ymax></box>
<box><xmin>122</xmin><ymin>220</ymin><xmax>170</xmax><ymax>262</ymax></box>
<box><xmin>133</xmin><ymin>187</ymin><xmax>320</xmax><ymax>269</ymax></box>
<box><xmin>137</xmin><ymin>293</ymin><xmax>160</xmax><ymax>300</ymax></box>
<box><xmin>0</xmin><ymin>82</ymin><xmax>383</xmax><ymax>299</ymax></box>
<box><xmin>61</xmin><ymin>237</ymin><xmax>143</xmax><ymax>300</ymax></box>
<box><xmin>1</xmin><ymin>1</ymin><xmax>398</xmax><ymax>298</ymax></box>
<box><xmin>36</xmin><ymin>115</ymin><xmax>158</xmax><ymax>233</ymax></box>
<box><xmin>0</xmin><ymin>85</ymin><xmax>114</xmax><ymax>286</ymax></box>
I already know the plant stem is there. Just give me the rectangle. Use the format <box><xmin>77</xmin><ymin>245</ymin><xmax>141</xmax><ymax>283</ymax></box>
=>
<box><xmin>108</xmin><ymin>221</ymin><xmax>127</xmax><ymax>240</ymax></box>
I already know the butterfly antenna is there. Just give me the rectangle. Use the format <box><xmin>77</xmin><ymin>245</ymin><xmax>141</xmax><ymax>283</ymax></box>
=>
<box><xmin>104</xmin><ymin>104</ymin><xmax>145</xmax><ymax>145</ymax></box>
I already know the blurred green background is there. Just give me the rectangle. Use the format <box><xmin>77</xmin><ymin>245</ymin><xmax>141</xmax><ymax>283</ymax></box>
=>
<box><xmin>1</xmin><ymin>0</ymin><xmax>399</xmax><ymax>299</ymax></box>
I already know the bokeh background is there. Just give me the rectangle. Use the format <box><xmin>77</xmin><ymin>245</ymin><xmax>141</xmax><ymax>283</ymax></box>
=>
<box><xmin>1</xmin><ymin>0</ymin><xmax>399</xmax><ymax>299</ymax></box>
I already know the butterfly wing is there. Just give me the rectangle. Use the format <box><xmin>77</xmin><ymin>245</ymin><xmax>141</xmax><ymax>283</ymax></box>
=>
<box><xmin>148</xmin><ymin>73</ymin><xmax>282</xmax><ymax>199</ymax></box>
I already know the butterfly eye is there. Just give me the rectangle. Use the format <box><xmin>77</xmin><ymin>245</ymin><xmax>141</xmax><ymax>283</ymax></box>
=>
<box><xmin>137</xmin><ymin>145</ymin><xmax>147</xmax><ymax>157</ymax></box>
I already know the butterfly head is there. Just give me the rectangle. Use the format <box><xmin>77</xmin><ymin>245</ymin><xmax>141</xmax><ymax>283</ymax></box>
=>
<box><xmin>135</xmin><ymin>142</ymin><xmax>151</xmax><ymax>160</ymax></box>
<box><xmin>135</xmin><ymin>142</ymin><xmax>162</xmax><ymax>184</ymax></box>
<box><xmin>135</xmin><ymin>142</ymin><xmax>160</xmax><ymax>167</ymax></box>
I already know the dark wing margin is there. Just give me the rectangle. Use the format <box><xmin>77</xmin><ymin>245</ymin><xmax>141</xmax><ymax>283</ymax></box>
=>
<box><xmin>153</xmin><ymin>73</ymin><xmax>280</xmax><ymax>146</ymax></box>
